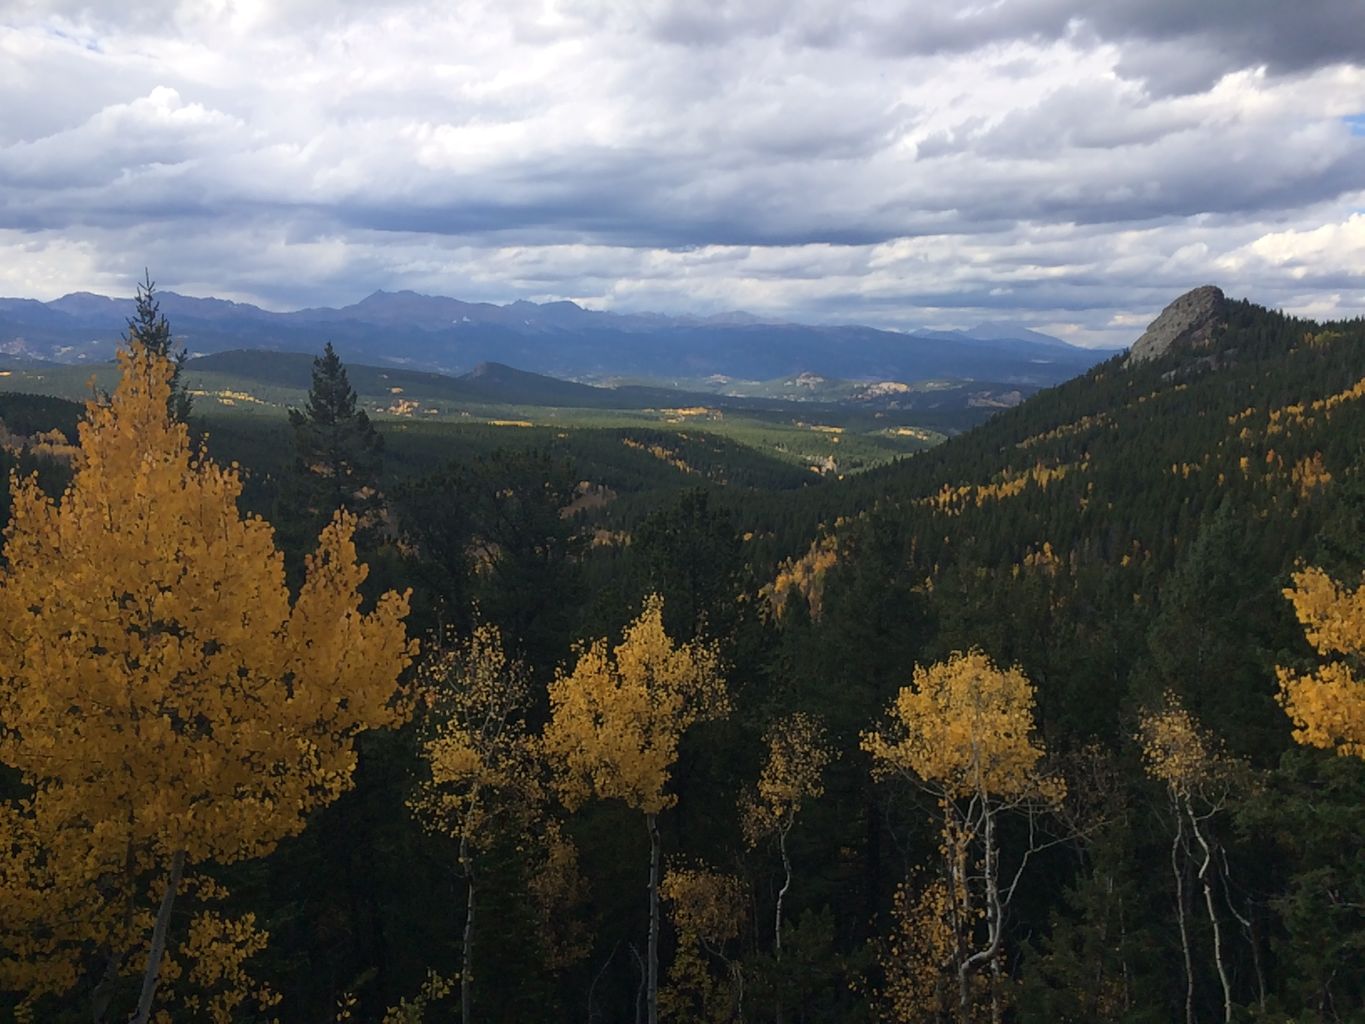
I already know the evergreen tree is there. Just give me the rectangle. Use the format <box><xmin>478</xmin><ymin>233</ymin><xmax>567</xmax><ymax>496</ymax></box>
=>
<box><xmin>632</xmin><ymin>488</ymin><xmax>743</xmax><ymax>643</ymax></box>
<box><xmin>287</xmin><ymin>343</ymin><xmax>384</xmax><ymax>547</ymax></box>
<box><xmin>459</xmin><ymin>449</ymin><xmax>583</xmax><ymax>679</ymax></box>
<box><xmin>124</xmin><ymin>270</ymin><xmax>191</xmax><ymax>421</ymax></box>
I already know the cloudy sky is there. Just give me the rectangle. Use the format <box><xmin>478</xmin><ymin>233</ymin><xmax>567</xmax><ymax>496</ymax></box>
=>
<box><xmin>1</xmin><ymin>1</ymin><xmax>1363</xmax><ymax>346</ymax></box>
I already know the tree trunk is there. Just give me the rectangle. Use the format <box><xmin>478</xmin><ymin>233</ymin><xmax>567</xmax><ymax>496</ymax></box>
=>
<box><xmin>647</xmin><ymin>812</ymin><xmax>661</xmax><ymax>1024</ymax></box>
<box><xmin>93</xmin><ymin>812</ymin><xmax>139</xmax><ymax>1023</ymax></box>
<box><xmin>1171</xmin><ymin>804</ymin><xmax>1194</xmax><ymax>1024</ymax></box>
<box><xmin>1188</xmin><ymin>805</ymin><xmax>1232</xmax><ymax>1023</ymax></box>
<box><xmin>461</xmin><ymin>833</ymin><xmax>475</xmax><ymax>1024</ymax></box>
<box><xmin>775</xmin><ymin>823</ymin><xmax>792</xmax><ymax>1024</ymax></box>
<box><xmin>129</xmin><ymin>848</ymin><xmax>185</xmax><ymax>1024</ymax></box>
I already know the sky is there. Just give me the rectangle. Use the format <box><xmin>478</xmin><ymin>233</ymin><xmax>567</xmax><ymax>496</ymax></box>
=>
<box><xmin>1</xmin><ymin>1</ymin><xmax>1363</xmax><ymax>348</ymax></box>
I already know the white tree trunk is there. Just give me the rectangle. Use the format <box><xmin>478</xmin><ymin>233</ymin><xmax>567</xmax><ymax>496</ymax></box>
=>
<box><xmin>1171</xmin><ymin>804</ymin><xmax>1194</xmax><ymax>1024</ymax></box>
<box><xmin>1188</xmin><ymin>803</ymin><xmax>1232</xmax><ymax>1023</ymax></box>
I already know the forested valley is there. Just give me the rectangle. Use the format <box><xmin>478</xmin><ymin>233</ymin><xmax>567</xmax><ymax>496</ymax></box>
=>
<box><xmin>1</xmin><ymin>289</ymin><xmax>1363</xmax><ymax>1023</ymax></box>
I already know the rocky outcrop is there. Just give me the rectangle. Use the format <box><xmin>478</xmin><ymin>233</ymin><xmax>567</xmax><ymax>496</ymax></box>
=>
<box><xmin>1127</xmin><ymin>285</ymin><xmax>1225</xmax><ymax>364</ymax></box>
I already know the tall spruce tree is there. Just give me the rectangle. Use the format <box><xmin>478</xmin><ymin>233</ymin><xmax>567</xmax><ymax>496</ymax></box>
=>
<box><xmin>124</xmin><ymin>270</ymin><xmax>191</xmax><ymax>421</ymax></box>
<box><xmin>287</xmin><ymin>343</ymin><xmax>384</xmax><ymax>546</ymax></box>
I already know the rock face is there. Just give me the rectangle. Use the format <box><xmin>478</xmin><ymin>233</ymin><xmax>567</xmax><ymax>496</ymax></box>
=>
<box><xmin>1127</xmin><ymin>285</ymin><xmax>1225</xmax><ymax>364</ymax></box>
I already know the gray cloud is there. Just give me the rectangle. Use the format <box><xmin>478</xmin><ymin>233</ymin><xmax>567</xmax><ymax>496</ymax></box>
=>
<box><xmin>0</xmin><ymin>1</ymin><xmax>1362</xmax><ymax>346</ymax></box>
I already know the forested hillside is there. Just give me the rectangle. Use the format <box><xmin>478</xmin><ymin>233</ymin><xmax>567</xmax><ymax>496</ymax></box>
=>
<box><xmin>0</xmin><ymin>292</ymin><xmax>1362</xmax><ymax>1023</ymax></box>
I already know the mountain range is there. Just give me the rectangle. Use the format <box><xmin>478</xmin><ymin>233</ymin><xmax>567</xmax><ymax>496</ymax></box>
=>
<box><xmin>0</xmin><ymin>289</ymin><xmax>1116</xmax><ymax>388</ymax></box>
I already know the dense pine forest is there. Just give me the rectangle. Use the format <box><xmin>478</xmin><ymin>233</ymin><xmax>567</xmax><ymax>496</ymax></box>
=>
<box><xmin>1</xmin><ymin>290</ymin><xmax>1363</xmax><ymax>1023</ymax></box>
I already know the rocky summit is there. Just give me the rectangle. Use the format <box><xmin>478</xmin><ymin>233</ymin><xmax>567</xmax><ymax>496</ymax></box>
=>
<box><xmin>1127</xmin><ymin>284</ymin><xmax>1226</xmax><ymax>364</ymax></box>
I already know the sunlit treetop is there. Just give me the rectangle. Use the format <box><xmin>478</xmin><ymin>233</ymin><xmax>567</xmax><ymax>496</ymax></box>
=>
<box><xmin>1137</xmin><ymin>692</ymin><xmax>1219</xmax><ymax>798</ymax></box>
<box><xmin>544</xmin><ymin>594</ymin><xmax>728</xmax><ymax>815</ymax></box>
<box><xmin>862</xmin><ymin>649</ymin><xmax>1063</xmax><ymax>804</ymax></box>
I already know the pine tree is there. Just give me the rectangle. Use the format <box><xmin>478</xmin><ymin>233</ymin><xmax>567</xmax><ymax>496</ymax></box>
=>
<box><xmin>288</xmin><ymin>343</ymin><xmax>384</xmax><ymax>544</ymax></box>
<box><xmin>124</xmin><ymin>269</ymin><xmax>191</xmax><ymax>421</ymax></box>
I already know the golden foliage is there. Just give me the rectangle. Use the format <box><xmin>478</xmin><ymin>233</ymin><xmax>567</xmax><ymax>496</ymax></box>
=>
<box><xmin>543</xmin><ymin>594</ymin><xmax>729</xmax><ymax>814</ymax></box>
<box><xmin>410</xmin><ymin>622</ymin><xmax>540</xmax><ymax>850</ymax></box>
<box><xmin>1137</xmin><ymin>693</ymin><xmax>1217</xmax><ymax>797</ymax></box>
<box><xmin>1279</xmin><ymin>567</ymin><xmax>1365</xmax><ymax>757</ymax></box>
<box><xmin>379</xmin><ymin>970</ymin><xmax>456</xmax><ymax>1024</ymax></box>
<box><xmin>1290</xmin><ymin>452</ymin><xmax>1333</xmax><ymax>497</ymax></box>
<box><xmin>0</xmin><ymin>420</ymin><xmax>78</xmax><ymax>463</ymax></box>
<box><xmin>919</xmin><ymin>459</ymin><xmax>1084</xmax><ymax>516</ymax></box>
<box><xmin>622</xmin><ymin>436</ymin><xmax>696</xmax><ymax>474</ymax></box>
<box><xmin>661</xmin><ymin>864</ymin><xmax>746</xmax><ymax>947</ymax></box>
<box><xmin>862</xmin><ymin>650</ymin><xmax>1063</xmax><ymax>803</ymax></box>
<box><xmin>659</xmin><ymin>864</ymin><xmax>746</xmax><ymax>1024</ymax></box>
<box><xmin>1015</xmin><ymin>411</ymin><xmax>1111</xmax><ymax>450</ymax></box>
<box><xmin>411</xmin><ymin>625</ymin><xmax>590</xmax><ymax>973</ymax></box>
<box><xmin>0</xmin><ymin>343</ymin><xmax>414</xmax><ymax>1011</ymax></box>
<box><xmin>741</xmin><ymin>712</ymin><xmax>836</xmax><ymax>847</ymax></box>
<box><xmin>761</xmin><ymin>531</ymin><xmax>839</xmax><ymax>620</ymax></box>
<box><xmin>1264</xmin><ymin>377</ymin><xmax>1365</xmax><ymax>437</ymax></box>
<box><xmin>527</xmin><ymin>819</ymin><xmax>592</xmax><ymax>970</ymax></box>
<box><xmin>878</xmin><ymin>879</ymin><xmax>965</xmax><ymax>1023</ymax></box>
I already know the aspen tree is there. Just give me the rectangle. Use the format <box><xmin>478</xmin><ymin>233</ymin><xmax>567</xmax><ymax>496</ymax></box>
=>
<box><xmin>1279</xmin><ymin>566</ymin><xmax>1365</xmax><ymax>757</ymax></box>
<box><xmin>863</xmin><ymin>650</ymin><xmax>1064</xmax><ymax>1024</ymax></box>
<box><xmin>740</xmin><ymin>711</ymin><xmax>835</xmax><ymax>1023</ymax></box>
<box><xmin>543</xmin><ymin>594</ymin><xmax>729</xmax><ymax>1024</ymax></box>
<box><xmin>659</xmin><ymin>864</ymin><xmax>746</xmax><ymax>1024</ymax></box>
<box><xmin>410</xmin><ymin>623</ymin><xmax>541</xmax><ymax>1024</ymax></box>
<box><xmin>1138</xmin><ymin>694</ymin><xmax>1240</xmax><ymax>1024</ymax></box>
<box><xmin>0</xmin><ymin>343</ymin><xmax>414</xmax><ymax>1021</ymax></box>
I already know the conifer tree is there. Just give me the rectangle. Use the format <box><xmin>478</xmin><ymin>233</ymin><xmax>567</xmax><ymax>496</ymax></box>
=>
<box><xmin>124</xmin><ymin>269</ymin><xmax>191</xmax><ymax>421</ymax></box>
<box><xmin>288</xmin><ymin>343</ymin><xmax>384</xmax><ymax>544</ymax></box>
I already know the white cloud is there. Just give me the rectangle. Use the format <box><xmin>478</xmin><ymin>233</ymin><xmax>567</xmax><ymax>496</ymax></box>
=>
<box><xmin>0</xmin><ymin>0</ymin><xmax>1363</xmax><ymax>345</ymax></box>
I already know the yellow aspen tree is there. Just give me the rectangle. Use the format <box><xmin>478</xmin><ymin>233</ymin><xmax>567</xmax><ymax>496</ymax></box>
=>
<box><xmin>740</xmin><ymin>710</ymin><xmax>835</xmax><ymax>1024</ymax></box>
<box><xmin>1278</xmin><ymin>566</ymin><xmax>1365</xmax><ymax>757</ymax></box>
<box><xmin>543</xmin><ymin>594</ymin><xmax>729</xmax><ymax>1024</ymax></box>
<box><xmin>1138</xmin><ymin>694</ymin><xmax>1240</xmax><ymax>1024</ymax></box>
<box><xmin>658</xmin><ymin>863</ymin><xmax>747</xmax><ymax>1024</ymax></box>
<box><xmin>879</xmin><ymin>877</ymin><xmax>963</xmax><ymax>1023</ymax></box>
<box><xmin>0</xmin><ymin>343</ymin><xmax>415</xmax><ymax>1022</ymax></box>
<box><xmin>863</xmin><ymin>650</ymin><xmax>1064</xmax><ymax>1024</ymax></box>
<box><xmin>409</xmin><ymin>622</ymin><xmax>543</xmax><ymax>1024</ymax></box>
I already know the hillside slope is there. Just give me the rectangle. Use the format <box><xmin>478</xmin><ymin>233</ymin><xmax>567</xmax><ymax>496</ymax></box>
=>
<box><xmin>762</xmin><ymin>289</ymin><xmax>1365</xmax><ymax>748</ymax></box>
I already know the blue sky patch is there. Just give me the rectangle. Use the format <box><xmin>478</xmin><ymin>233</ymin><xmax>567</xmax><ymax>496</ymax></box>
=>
<box><xmin>1346</xmin><ymin>114</ymin><xmax>1365</xmax><ymax>135</ymax></box>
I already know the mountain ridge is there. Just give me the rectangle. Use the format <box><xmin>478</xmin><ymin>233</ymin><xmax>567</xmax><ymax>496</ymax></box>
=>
<box><xmin>0</xmin><ymin>288</ymin><xmax>1118</xmax><ymax>387</ymax></box>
